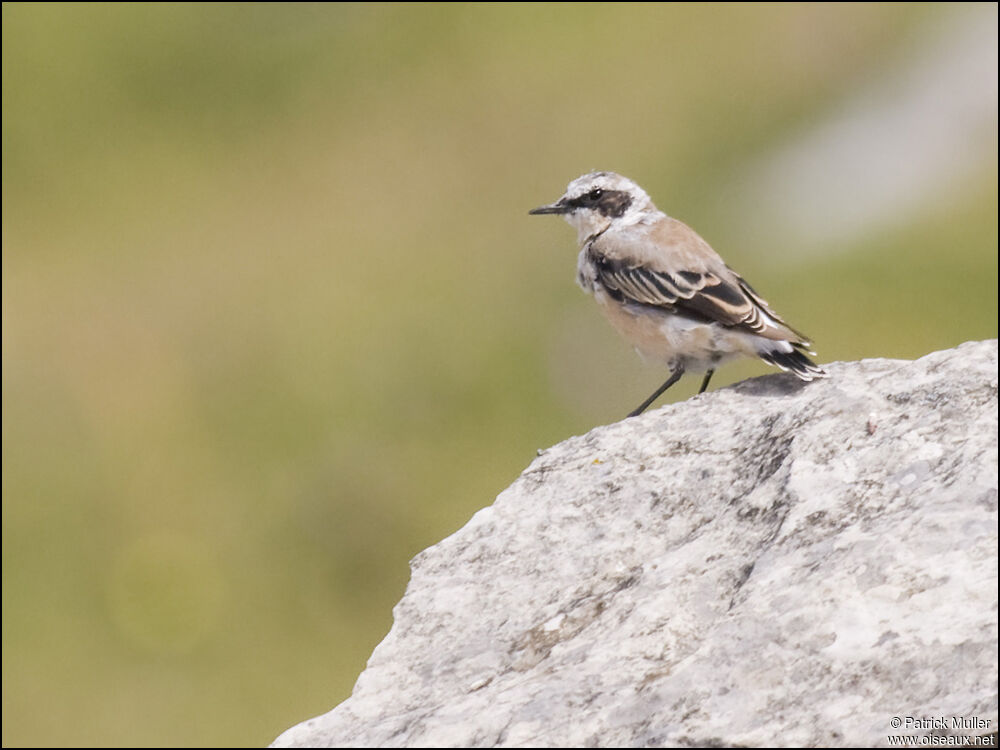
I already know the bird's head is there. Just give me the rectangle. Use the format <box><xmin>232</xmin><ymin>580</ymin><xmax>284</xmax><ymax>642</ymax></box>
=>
<box><xmin>529</xmin><ymin>171</ymin><xmax>658</xmax><ymax>243</ymax></box>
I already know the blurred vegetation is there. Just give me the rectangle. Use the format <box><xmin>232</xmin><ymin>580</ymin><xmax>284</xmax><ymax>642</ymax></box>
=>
<box><xmin>3</xmin><ymin>3</ymin><xmax>996</xmax><ymax>747</ymax></box>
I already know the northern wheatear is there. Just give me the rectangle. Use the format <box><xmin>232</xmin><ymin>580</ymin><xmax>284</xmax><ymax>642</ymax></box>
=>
<box><xmin>530</xmin><ymin>171</ymin><xmax>826</xmax><ymax>417</ymax></box>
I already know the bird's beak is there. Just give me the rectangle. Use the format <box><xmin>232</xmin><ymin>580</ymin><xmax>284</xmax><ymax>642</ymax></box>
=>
<box><xmin>529</xmin><ymin>198</ymin><xmax>571</xmax><ymax>215</ymax></box>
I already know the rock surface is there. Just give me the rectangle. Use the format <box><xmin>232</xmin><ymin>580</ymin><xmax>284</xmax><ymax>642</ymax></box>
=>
<box><xmin>273</xmin><ymin>340</ymin><xmax>999</xmax><ymax>748</ymax></box>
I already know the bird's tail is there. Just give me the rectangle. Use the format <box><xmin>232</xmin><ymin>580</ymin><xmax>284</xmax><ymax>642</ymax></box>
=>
<box><xmin>758</xmin><ymin>344</ymin><xmax>827</xmax><ymax>381</ymax></box>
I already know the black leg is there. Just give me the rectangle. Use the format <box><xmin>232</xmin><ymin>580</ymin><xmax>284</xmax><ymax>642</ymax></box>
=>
<box><xmin>627</xmin><ymin>366</ymin><xmax>685</xmax><ymax>418</ymax></box>
<box><xmin>698</xmin><ymin>369</ymin><xmax>715</xmax><ymax>394</ymax></box>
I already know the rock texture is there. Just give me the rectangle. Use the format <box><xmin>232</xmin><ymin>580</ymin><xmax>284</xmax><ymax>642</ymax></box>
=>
<box><xmin>273</xmin><ymin>340</ymin><xmax>999</xmax><ymax>748</ymax></box>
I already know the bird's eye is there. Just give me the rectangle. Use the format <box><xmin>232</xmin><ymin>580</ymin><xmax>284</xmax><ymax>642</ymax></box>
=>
<box><xmin>588</xmin><ymin>188</ymin><xmax>604</xmax><ymax>201</ymax></box>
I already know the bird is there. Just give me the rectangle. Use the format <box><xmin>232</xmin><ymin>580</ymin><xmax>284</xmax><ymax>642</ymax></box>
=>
<box><xmin>529</xmin><ymin>171</ymin><xmax>826</xmax><ymax>418</ymax></box>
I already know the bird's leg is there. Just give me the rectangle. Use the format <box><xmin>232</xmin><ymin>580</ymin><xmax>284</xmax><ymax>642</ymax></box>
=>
<box><xmin>627</xmin><ymin>366</ymin><xmax>685</xmax><ymax>418</ymax></box>
<box><xmin>698</xmin><ymin>369</ymin><xmax>715</xmax><ymax>394</ymax></box>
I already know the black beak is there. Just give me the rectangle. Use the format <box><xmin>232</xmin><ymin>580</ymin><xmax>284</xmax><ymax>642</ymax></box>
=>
<box><xmin>529</xmin><ymin>199</ymin><xmax>571</xmax><ymax>215</ymax></box>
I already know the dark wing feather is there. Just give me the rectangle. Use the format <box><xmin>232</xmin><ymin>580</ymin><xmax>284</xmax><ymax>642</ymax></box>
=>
<box><xmin>590</xmin><ymin>251</ymin><xmax>809</xmax><ymax>344</ymax></box>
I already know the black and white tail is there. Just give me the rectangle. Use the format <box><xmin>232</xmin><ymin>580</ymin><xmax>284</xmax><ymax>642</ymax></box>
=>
<box><xmin>759</xmin><ymin>345</ymin><xmax>827</xmax><ymax>381</ymax></box>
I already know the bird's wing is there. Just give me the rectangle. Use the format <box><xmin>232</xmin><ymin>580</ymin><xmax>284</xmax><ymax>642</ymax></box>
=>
<box><xmin>588</xmin><ymin>222</ymin><xmax>810</xmax><ymax>344</ymax></box>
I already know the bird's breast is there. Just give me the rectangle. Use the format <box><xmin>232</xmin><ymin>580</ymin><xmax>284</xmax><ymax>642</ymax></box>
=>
<box><xmin>575</xmin><ymin>247</ymin><xmax>598</xmax><ymax>293</ymax></box>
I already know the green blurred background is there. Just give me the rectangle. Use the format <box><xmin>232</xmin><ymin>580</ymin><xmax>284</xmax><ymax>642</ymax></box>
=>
<box><xmin>3</xmin><ymin>3</ymin><xmax>996</xmax><ymax>746</ymax></box>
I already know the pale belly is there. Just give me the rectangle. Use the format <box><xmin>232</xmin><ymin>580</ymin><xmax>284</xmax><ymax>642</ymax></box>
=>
<box><xmin>593</xmin><ymin>288</ymin><xmax>767</xmax><ymax>371</ymax></box>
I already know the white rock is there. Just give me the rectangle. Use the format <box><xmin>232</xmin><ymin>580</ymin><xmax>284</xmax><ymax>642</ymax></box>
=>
<box><xmin>273</xmin><ymin>340</ymin><xmax>999</xmax><ymax>748</ymax></box>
